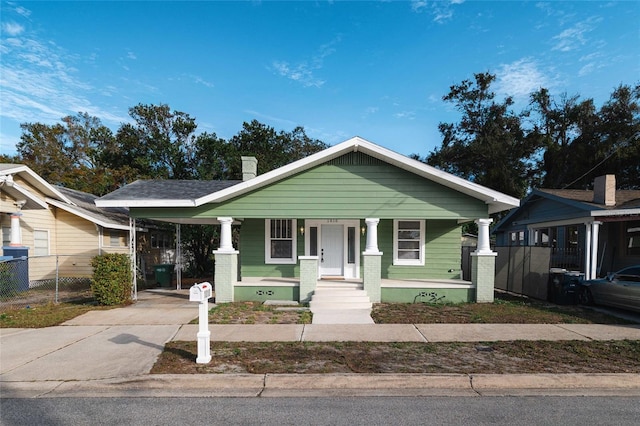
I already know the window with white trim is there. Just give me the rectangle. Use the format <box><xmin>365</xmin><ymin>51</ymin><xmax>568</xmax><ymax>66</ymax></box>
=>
<box><xmin>393</xmin><ymin>220</ymin><xmax>425</xmax><ymax>266</ymax></box>
<box><xmin>34</xmin><ymin>229</ymin><xmax>49</xmax><ymax>256</ymax></box>
<box><xmin>265</xmin><ymin>219</ymin><xmax>297</xmax><ymax>264</ymax></box>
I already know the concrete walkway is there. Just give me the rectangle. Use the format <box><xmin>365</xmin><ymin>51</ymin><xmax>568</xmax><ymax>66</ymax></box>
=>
<box><xmin>1</xmin><ymin>289</ymin><xmax>640</xmax><ymax>398</ymax></box>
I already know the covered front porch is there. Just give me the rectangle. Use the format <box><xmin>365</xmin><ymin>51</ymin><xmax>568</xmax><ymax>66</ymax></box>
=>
<box><xmin>213</xmin><ymin>216</ymin><xmax>492</xmax><ymax>304</ymax></box>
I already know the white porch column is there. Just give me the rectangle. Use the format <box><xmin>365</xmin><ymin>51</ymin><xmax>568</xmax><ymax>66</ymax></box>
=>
<box><xmin>584</xmin><ymin>223</ymin><xmax>592</xmax><ymax>278</ymax></box>
<box><xmin>217</xmin><ymin>217</ymin><xmax>234</xmax><ymax>252</ymax></box>
<box><xmin>472</xmin><ymin>218</ymin><xmax>497</xmax><ymax>303</ymax></box>
<box><xmin>364</xmin><ymin>218</ymin><xmax>380</xmax><ymax>253</ymax></box>
<box><xmin>9</xmin><ymin>212</ymin><xmax>22</xmax><ymax>246</ymax></box>
<box><xmin>590</xmin><ymin>221</ymin><xmax>601</xmax><ymax>279</ymax></box>
<box><xmin>363</xmin><ymin>218</ymin><xmax>382</xmax><ymax>303</ymax></box>
<box><xmin>214</xmin><ymin>217</ymin><xmax>237</xmax><ymax>303</ymax></box>
<box><xmin>475</xmin><ymin>218</ymin><xmax>493</xmax><ymax>255</ymax></box>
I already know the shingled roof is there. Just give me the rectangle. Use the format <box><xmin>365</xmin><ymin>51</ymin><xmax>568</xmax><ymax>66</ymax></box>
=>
<box><xmin>97</xmin><ymin>179</ymin><xmax>242</xmax><ymax>204</ymax></box>
<box><xmin>538</xmin><ymin>188</ymin><xmax>640</xmax><ymax>209</ymax></box>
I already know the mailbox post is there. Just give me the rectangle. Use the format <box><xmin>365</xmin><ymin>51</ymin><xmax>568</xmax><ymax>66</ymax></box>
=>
<box><xmin>189</xmin><ymin>282</ymin><xmax>213</xmax><ymax>364</ymax></box>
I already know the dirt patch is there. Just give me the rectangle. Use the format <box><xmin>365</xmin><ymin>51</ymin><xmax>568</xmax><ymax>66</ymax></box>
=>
<box><xmin>152</xmin><ymin>340</ymin><xmax>640</xmax><ymax>375</ymax></box>
<box><xmin>207</xmin><ymin>302</ymin><xmax>312</xmax><ymax>324</ymax></box>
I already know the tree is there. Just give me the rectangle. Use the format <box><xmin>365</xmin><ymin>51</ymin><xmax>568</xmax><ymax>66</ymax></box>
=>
<box><xmin>16</xmin><ymin>113</ymin><xmax>118</xmax><ymax>194</ymax></box>
<box><xmin>425</xmin><ymin>72</ymin><xmax>541</xmax><ymax>198</ymax></box>
<box><xmin>529</xmin><ymin>89</ymin><xmax>598</xmax><ymax>188</ymax></box>
<box><xmin>101</xmin><ymin>104</ymin><xmax>197</xmax><ymax>180</ymax></box>
<box><xmin>529</xmin><ymin>83</ymin><xmax>639</xmax><ymax>189</ymax></box>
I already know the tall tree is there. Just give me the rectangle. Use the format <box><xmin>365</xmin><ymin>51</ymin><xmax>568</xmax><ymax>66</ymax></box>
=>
<box><xmin>529</xmin><ymin>89</ymin><xmax>598</xmax><ymax>188</ymax></box>
<box><xmin>16</xmin><ymin>113</ymin><xmax>118</xmax><ymax>194</ymax></box>
<box><xmin>426</xmin><ymin>72</ymin><xmax>541</xmax><ymax>198</ymax></box>
<box><xmin>529</xmin><ymin>83</ymin><xmax>639</xmax><ymax>189</ymax></box>
<box><xmin>102</xmin><ymin>104</ymin><xmax>197</xmax><ymax>180</ymax></box>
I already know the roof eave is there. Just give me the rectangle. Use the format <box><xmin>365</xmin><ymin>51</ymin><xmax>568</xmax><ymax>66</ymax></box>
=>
<box><xmin>95</xmin><ymin>199</ymin><xmax>197</xmax><ymax>208</ymax></box>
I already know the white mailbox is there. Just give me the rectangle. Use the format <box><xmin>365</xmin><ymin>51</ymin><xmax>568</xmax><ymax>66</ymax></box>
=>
<box><xmin>189</xmin><ymin>282</ymin><xmax>212</xmax><ymax>302</ymax></box>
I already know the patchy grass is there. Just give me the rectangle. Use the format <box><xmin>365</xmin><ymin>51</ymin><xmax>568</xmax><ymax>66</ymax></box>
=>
<box><xmin>152</xmin><ymin>340</ymin><xmax>640</xmax><ymax>375</ymax></box>
<box><xmin>206</xmin><ymin>302</ymin><xmax>312</xmax><ymax>325</ymax></box>
<box><xmin>0</xmin><ymin>298</ymin><xmax>119</xmax><ymax>328</ymax></box>
<box><xmin>372</xmin><ymin>293</ymin><xmax>631</xmax><ymax>325</ymax></box>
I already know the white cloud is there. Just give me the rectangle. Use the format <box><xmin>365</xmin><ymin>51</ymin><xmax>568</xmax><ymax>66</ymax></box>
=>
<box><xmin>394</xmin><ymin>111</ymin><xmax>416</xmax><ymax>120</ymax></box>
<box><xmin>2</xmin><ymin>22</ymin><xmax>24</xmax><ymax>36</ymax></box>
<box><xmin>126</xmin><ymin>51</ymin><xmax>137</xmax><ymax>60</ymax></box>
<box><xmin>0</xmin><ymin>23</ymin><xmax>128</xmax><ymax>128</ymax></box>
<box><xmin>551</xmin><ymin>17</ymin><xmax>602</xmax><ymax>52</ymax></box>
<box><xmin>411</xmin><ymin>1</ymin><xmax>463</xmax><ymax>23</ymax></box>
<box><xmin>270</xmin><ymin>37</ymin><xmax>341</xmax><ymax>88</ymax></box>
<box><xmin>495</xmin><ymin>58</ymin><xmax>556</xmax><ymax>101</ymax></box>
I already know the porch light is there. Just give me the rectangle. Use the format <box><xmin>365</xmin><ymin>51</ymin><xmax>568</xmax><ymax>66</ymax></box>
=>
<box><xmin>361</xmin><ymin>226</ymin><xmax>366</xmax><ymax>236</ymax></box>
<box><xmin>299</xmin><ymin>226</ymin><xmax>305</xmax><ymax>235</ymax></box>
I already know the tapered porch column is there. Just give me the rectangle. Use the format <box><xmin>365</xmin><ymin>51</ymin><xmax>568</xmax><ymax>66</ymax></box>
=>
<box><xmin>213</xmin><ymin>217</ymin><xmax>238</xmax><ymax>303</ymax></box>
<box><xmin>472</xmin><ymin>218</ymin><xmax>497</xmax><ymax>303</ymax></box>
<box><xmin>363</xmin><ymin>218</ymin><xmax>382</xmax><ymax>303</ymax></box>
<box><xmin>9</xmin><ymin>212</ymin><xmax>22</xmax><ymax>246</ymax></box>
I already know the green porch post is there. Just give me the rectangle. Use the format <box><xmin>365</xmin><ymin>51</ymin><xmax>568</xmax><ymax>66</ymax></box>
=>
<box><xmin>298</xmin><ymin>256</ymin><xmax>318</xmax><ymax>303</ymax></box>
<box><xmin>213</xmin><ymin>217</ymin><xmax>237</xmax><ymax>303</ymax></box>
<box><xmin>363</xmin><ymin>218</ymin><xmax>382</xmax><ymax>303</ymax></box>
<box><xmin>472</xmin><ymin>218</ymin><xmax>497</xmax><ymax>303</ymax></box>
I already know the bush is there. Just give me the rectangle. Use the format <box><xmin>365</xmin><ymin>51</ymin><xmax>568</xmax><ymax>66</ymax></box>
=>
<box><xmin>91</xmin><ymin>254</ymin><xmax>132</xmax><ymax>305</ymax></box>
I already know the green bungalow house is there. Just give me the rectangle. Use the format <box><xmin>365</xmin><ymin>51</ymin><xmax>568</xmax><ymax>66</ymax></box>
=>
<box><xmin>95</xmin><ymin>137</ymin><xmax>519</xmax><ymax>305</ymax></box>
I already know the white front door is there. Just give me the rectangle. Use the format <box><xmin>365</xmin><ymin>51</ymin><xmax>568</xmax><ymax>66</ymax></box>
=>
<box><xmin>320</xmin><ymin>225</ymin><xmax>343</xmax><ymax>276</ymax></box>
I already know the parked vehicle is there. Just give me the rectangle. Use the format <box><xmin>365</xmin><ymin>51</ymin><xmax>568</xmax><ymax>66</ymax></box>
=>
<box><xmin>578</xmin><ymin>265</ymin><xmax>640</xmax><ymax>313</ymax></box>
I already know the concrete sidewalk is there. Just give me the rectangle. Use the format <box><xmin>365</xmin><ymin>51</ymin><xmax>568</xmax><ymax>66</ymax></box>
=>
<box><xmin>1</xmin><ymin>289</ymin><xmax>640</xmax><ymax>397</ymax></box>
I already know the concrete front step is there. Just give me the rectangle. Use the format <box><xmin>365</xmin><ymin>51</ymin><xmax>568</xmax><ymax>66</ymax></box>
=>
<box><xmin>310</xmin><ymin>285</ymin><xmax>374</xmax><ymax>324</ymax></box>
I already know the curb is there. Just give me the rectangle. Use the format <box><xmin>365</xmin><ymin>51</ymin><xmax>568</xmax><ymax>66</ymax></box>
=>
<box><xmin>2</xmin><ymin>373</ymin><xmax>639</xmax><ymax>398</ymax></box>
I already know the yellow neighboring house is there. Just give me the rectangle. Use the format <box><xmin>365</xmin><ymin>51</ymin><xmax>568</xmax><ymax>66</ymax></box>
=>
<box><xmin>0</xmin><ymin>163</ymin><xmax>140</xmax><ymax>284</ymax></box>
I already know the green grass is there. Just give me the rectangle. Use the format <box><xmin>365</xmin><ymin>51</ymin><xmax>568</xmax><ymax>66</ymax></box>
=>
<box><xmin>0</xmin><ymin>298</ymin><xmax>119</xmax><ymax>328</ymax></box>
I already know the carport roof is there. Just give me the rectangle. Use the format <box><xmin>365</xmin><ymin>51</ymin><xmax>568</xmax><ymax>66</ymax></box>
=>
<box><xmin>97</xmin><ymin>179</ymin><xmax>242</xmax><ymax>206</ymax></box>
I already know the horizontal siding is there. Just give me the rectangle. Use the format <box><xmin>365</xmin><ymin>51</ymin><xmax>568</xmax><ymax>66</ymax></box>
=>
<box><xmin>380</xmin><ymin>219</ymin><xmax>462</xmax><ymax>280</ymax></box>
<box><xmin>55</xmin><ymin>209</ymin><xmax>100</xmax><ymax>255</ymax></box>
<box><xmin>131</xmin><ymin>152</ymin><xmax>488</xmax><ymax>220</ymax></box>
<box><xmin>239</xmin><ymin>218</ymin><xmax>302</xmax><ymax>278</ymax></box>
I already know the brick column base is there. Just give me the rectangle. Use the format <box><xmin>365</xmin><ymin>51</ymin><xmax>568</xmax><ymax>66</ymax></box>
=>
<box><xmin>213</xmin><ymin>250</ymin><xmax>238</xmax><ymax>303</ymax></box>
<box><xmin>363</xmin><ymin>252</ymin><xmax>383</xmax><ymax>303</ymax></box>
<box><xmin>298</xmin><ymin>256</ymin><xmax>318</xmax><ymax>303</ymax></box>
<box><xmin>471</xmin><ymin>252</ymin><xmax>497</xmax><ymax>303</ymax></box>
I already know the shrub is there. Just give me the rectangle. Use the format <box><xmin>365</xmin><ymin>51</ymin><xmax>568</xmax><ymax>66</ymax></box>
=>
<box><xmin>91</xmin><ymin>254</ymin><xmax>132</xmax><ymax>305</ymax></box>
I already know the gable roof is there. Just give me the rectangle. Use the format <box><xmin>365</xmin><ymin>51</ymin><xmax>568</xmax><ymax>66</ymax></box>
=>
<box><xmin>1</xmin><ymin>163</ymin><xmax>73</xmax><ymax>209</ymax></box>
<box><xmin>96</xmin><ymin>137</ymin><xmax>519</xmax><ymax>214</ymax></box>
<box><xmin>494</xmin><ymin>187</ymin><xmax>640</xmax><ymax>232</ymax></box>
<box><xmin>48</xmin><ymin>186</ymin><xmax>135</xmax><ymax>231</ymax></box>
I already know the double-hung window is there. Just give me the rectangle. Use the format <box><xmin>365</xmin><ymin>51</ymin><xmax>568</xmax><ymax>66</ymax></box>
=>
<box><xmin>265</xmin><ymin>219</ymin><xmax>296</xmax><ymax>264</ymax></box>
<box><xmin>393</xmin><ymin>220</ymin><xmax>425</xmax><ymax>266</ymax></box>
<box><xmin>34</xmin><ymin>229</ymin><xmax>49</xmax><ymax>256</ymax></box>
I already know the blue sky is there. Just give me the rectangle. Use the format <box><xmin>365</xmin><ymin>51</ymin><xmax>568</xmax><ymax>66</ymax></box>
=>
<box><xmin>1</xmin><ymin>1</ymin><xmax>638</xmax><ymax>159</ymax></box>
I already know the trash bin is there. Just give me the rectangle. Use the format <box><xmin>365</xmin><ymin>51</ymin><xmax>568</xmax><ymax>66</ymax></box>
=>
<box><xmin>153</xmin><ymin>264</ymin><xmax>175</xmax><ymax>288</ymax></box>
<box><xmin>549</xmin><ymin>269</ymin><xmax>583</xmax><ymax>304</ymax></box>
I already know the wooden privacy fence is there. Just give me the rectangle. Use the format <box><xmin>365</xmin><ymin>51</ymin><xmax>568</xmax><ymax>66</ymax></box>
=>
<box><xmin>495</xmin><ymin>246</ymin><xmax>552</xmax><ymax>300</ymax></box>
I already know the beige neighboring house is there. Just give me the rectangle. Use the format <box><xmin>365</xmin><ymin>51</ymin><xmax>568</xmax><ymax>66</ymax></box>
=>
<box><xmin>0</xmin><ymin>164</ymin><xmax>146</xmax><ymax>284</ymax></box>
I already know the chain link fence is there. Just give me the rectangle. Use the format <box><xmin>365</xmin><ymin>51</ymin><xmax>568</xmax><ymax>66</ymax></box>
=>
<box><xmin>1</xmin><ymin>255</ymin><xmax>94</xmax><ymax>308</ymax></box>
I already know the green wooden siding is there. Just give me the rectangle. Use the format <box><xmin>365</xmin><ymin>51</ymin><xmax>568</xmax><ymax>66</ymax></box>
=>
<box><xmin>234</xmin><ymin>286</ymin><xmax>299</xmax><ymax>302</ymax></box>
<box><xmin>239</xmin><ymin>218</ymin><xmax>303</xmax><ymax>278</ymax></box>
<box><xmin>381</xmin><ymin>287</ymin><xmax>474</xmax><ymax>304</ymax></box>
<box><xmin>377</xmin><ymin>219</ymin><xmax>462</xmax><ymax>280</ymax></box>
<box><xmin>130</xmin><ymin>152</ymin><xmax>487</xmax><ymax>220</ymax></box>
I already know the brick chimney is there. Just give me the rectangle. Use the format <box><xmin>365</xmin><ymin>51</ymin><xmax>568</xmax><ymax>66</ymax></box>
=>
<box><xmin>593</xmin><ymin>175</ymin><xmax>616</xmax><ymax>206</ymax></box>
<box><xmin>241</xmin><ymin>156</ymin><xmax>257</xmax><ymax>181</ymax></box>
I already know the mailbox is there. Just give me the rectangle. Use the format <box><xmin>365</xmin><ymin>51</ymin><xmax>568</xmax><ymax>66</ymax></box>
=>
<box><xmin>189</xmin><ymin>282</ymin><xmax>212</xmax><ymax>302</ymax></box>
